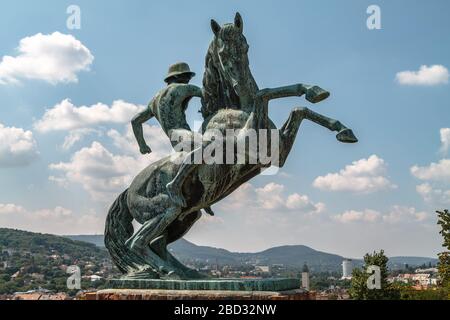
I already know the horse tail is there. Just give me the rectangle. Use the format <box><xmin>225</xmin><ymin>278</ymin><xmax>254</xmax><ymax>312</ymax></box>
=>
<box><xmin>104</xmin><ymin>189</ymin><xmax>139</xmax><ymax>273</ymax></box>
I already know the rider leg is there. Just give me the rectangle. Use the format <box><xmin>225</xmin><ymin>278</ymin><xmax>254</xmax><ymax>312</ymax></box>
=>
<box><xmin>166</xmin><ymin>146</ymin><xmax>202</xmax><ymax>207</ymax></box>
<box><xmin>167</xmin><ymin>129</ymin><xmax>218</xmax><ymax>210</ymax></box>
<box><xmin>166</xmin><ymin>128</ymin><xmax>201</xmax><ymax>207</ymax></box>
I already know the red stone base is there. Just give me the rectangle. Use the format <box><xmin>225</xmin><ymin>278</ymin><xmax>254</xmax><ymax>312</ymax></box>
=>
<box><xmin>81</xmin><ymin>289</ymin><xmax>316</xmax><ymax>300</ymax></box>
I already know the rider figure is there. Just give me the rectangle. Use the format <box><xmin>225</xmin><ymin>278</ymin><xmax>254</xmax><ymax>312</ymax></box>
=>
<box><xmin>132</xmin><ymin>62</ymin><xmax>214</xmax><ymax>215</ymax></box>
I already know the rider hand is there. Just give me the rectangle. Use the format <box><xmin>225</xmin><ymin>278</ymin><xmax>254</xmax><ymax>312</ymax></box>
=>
<box><xmin>140</xmin><ymin>145</ymin><xmax>152</xmax><ymax>155</ymax></box>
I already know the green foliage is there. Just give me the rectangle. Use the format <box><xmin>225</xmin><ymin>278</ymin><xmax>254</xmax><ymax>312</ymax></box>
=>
<box><xmin>309</xmin><ymin>271</ymin><xmax>350</xmax><ymax>291</ymax></box>
<box><xmin>397</xmin><ymin>286</ymin><xmax>449</xmax><ymax>300</ymax></box>
<box><xmin>349</xmin><ymin>250</ymin><xmax>400</xmax><ymax>300</ymax></box>
<box><xmin>437</xmin><ymin>209</ymin><xmax>450</xmax><ymax>249</ymax></box>
<box><xmin>437</xmin><ymin>210</ymin><xmax>450</xmax><ymax>288</ymax></box>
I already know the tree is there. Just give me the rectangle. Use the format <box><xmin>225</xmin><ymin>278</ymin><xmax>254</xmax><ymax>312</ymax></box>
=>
<box><xmin>349</xmin><ymin>250</ymin><xmax>400</xmax><ymax>300</ymax></box>
<box><xmin>437</xmin><ymin>209</ymin><xmax>450</xmax><ymax>288</ymax></box>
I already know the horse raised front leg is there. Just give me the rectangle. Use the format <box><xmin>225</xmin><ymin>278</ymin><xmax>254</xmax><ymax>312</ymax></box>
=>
<box><xmin>257</xmin><ymin>84</ymin><xmax>330</xmax><ymax>104</ymax></box>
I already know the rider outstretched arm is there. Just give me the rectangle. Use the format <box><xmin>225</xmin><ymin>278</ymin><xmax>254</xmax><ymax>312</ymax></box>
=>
<box><xmin>132</xmin><ymin>104</ymin><xmax>154</xmax><ymax>154</ymax></box>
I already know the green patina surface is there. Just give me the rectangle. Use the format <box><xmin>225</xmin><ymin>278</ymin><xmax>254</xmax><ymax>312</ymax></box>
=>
<box><xmin>104</xmin><ymin>12</ymin><xmax>358</xmax><ymax>282</ymax></box>
<box><xmin>108</xmin><ymin>278</ymin><xmax>299</xmax><ymax>291</ymax></box>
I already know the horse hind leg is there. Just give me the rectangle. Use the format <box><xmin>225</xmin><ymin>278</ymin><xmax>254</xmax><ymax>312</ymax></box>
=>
<box><xmin>299</xmin><ymin>107</ymin><xmax>358</xmax><ymax>143</ymax></box>
<box><xmin>148</xmin><ymin>210</ymin><xmax>201</xmax><ymax>259</ymax></box>
<box><xmin>126</xmin><ymin>193</ymin><xmax>183</xmax><ymax>275</ymax></box>
<box><xmin>148</xmin><ymin>211</ymin><xmax>205</xmax><ymax>279</ymax></box>
<box><xmin>126</xmin><ymin>198</ymin><xmax>182</xmax><ymax>254</ymax></box>
<box><xmin>275</xmin><ymin>107</ymin><xmax>358</xmax><ymax>168</ymax></box>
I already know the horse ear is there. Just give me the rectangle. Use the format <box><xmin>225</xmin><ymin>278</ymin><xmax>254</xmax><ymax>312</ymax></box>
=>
<box><xmin>234</xmin><ymin>12</ymin><xmax>243</xmax><ymax>32</ymax></box>
<box><xmin>211</xmin><ymin>19</ymin><xmax>221</xmax><ymax>36</ymax></box>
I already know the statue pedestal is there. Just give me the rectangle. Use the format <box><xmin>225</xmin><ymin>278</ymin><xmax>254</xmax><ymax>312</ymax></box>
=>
<box><xmin>106</xmin><ymin>278</ymin><xmax>299</xmax><ymax>291</ymax></box>
<box><xmin>82</xmin><ymin>289</ymin><xmax>315</xmax><ymax>300</ymax></box>
<box><xmin>81</xmin><ymin>278</ymin><xmax>315</xmax><ymax>300</ymax></box>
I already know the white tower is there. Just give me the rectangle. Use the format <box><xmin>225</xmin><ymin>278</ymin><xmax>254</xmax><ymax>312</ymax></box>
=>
<box><xmin>301</xmin><ymin>263</ymin><xmax>310</xmax><ymax>291</ymax></box>
<box><xmin>342</xmin><ymin>259</ymin><xmax>353</xmax><ymax>279</ymax></box>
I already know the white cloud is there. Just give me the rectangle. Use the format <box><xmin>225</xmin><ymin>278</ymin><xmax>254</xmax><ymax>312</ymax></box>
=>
<box><xmin>396</xmin><ymin>65</ymin><xmax>449</xmax><ymax>86</ymax></box>
<box><xmin>48</xmin><ymin>125</ymin><xmax>171</xmax><ymax>201</ymax></box>
<box><xmin>186</xmin><ymin>181</ymin><xmax>327</xmax><ymax>251</ymax></box>
<box><xmin>313</xmin><ymin>155</ymin><xmax>396</xmax><ymax>193</ymax></box>
<box><xmin>0</xmin><ymin>32</ymin><xmax>93</xmax><ymax>85</ymax></box>
<box><xmin>0</xmin><ymin>203</ymin><xmax>102</xmax><ymax>235</ymax></box>
<box><xmin>34</xmin><ymin>99</ymin><xmax>145</xmax><ymax>133</ymax></box>
<box><xmin>49</xmin><ymin>141</ymin><xmax>142</xmax><ymax>201</ymax></box>
<box><xmin>107</xmin><ymin>124</ymin><xmax>171</xmax><ymax>157</ymax></box>
<box><xmin>416</xmin><ymin>183</ymin><xmax>450</xmax><ymax>205</ymax></box>
<box><xmin>286</xmin><ymin>193</ymin><xmax>325</xmax><ymax>211</ymax></box>
<box><xmin>0</xmin><ymin>203</ymin><xmax>26</xmax><ymax>215</ymax></box>
<box><xmin>440</xmin><ymin>128</ymin><xmax>450</xmax><ymax>155</ymax></box>
<box><xmin>334</xmin><ymin>209</ymin><xmax>381</xmax><ymax>223</ymax></box>
<box><xmin>220</xmin><ymin>182</ymin><xmax>325</xmax><ymax>216</ymax></box>
<box><xmin>48</xmin><ymin>175</ymin><xmax>69</xmax><ymax>189</ymax></box>
<box><xmin>62</xmin><ymin>128</ymin><xmax>101</xmax><ymax>150</ymax></box>
<box><xmin>411</xmin><ymin>130</ymin><xmax>450</xmax><ymax>206</ymax></box>
<box><xmin>0</xmin><ymin>123</ymin><xmax>39</xmax><ymax>167</ymax></box>
<box><xmin>334</xmin><ymin>206</ymin><xmax>428</xmax><ymax>224</ymax></box>
<box><xmin>411</xmin><ymin>159</ymin><xmax>450</xmax><ymax>182</ymax></box>
<box><xmin>255</xmin><ymin>183</ymin><xmax>286</xmax><ymax>210</ymax></box>
<box><xmin>382</xmin><ymin>206</ymin><xmax>428</xmax><ymax>223</ymax></box>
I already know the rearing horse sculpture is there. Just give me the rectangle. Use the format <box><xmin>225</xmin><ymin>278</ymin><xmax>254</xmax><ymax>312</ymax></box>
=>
<box><xmin>104</xmin><ymin>13</ymin><xmax>357</xmax><ymax>279</ymax></box>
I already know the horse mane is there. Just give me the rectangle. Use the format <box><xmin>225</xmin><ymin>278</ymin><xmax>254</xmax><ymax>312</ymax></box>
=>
<box><xmin>201</xmin><ymin>43</ymin><xmax>220</xmax><ymax>119</ymax></box>
<box><xmin>201</xmin><ymin>37</ymin><xmax>241</xmax><ymax>120</ymax></box>
<box><xmin>201</xmin><ymin>21</ymin><xmax>260</xmax><ymax>120</ymax></box>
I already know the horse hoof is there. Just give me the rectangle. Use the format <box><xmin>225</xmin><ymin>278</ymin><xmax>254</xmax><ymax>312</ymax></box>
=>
<box><xmin>336</xmin><ymin>128</ymin><xmax>358</xmax><ymax>143</ymax></box>
<box><xmin>306</xmin><ymin>86</ymin><xmax>330</xmax><ymax>104</ymax></box>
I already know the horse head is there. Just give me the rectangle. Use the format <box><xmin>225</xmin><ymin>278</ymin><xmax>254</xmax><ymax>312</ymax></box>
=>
<box><xmin>202</xmin><ymin>13</ymin><xmax>259</xmax><ymax>119</ymax></box>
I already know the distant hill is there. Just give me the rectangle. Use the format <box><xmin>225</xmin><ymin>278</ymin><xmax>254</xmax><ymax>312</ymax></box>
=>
<box><xmin>246</xmin><ymin>245</ymin><xmax>347</xmax><ymax>270</ymax></box>
<box><xmin>65</xmin><ymin>234</ymin><xmax>105</xmax><ymax>248</ymax></box>
<box><xmin>168</xmin><ymin>240</ymin><xmax>349</xmax><ymax>271</ymax></box>
<box><xmin>66</xmin><ymin>234</ymin><xmax>438</xmax><ymax>272</ymax></box>
<box><xmin>388</xmin><ymin>256</ymin><xmax>438</xmax><ymax>268</ymax></box>
<box><xmin>1</xmin><ymin>229</ymin><xmax>107</xmax><ymax>259</ymax></box>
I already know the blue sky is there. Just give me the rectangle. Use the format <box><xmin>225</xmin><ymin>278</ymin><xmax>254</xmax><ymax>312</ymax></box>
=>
<box><xmin>0</xmin><ymin>0</ymin><xmax>449</xmax><ymax>258</ymax></box>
